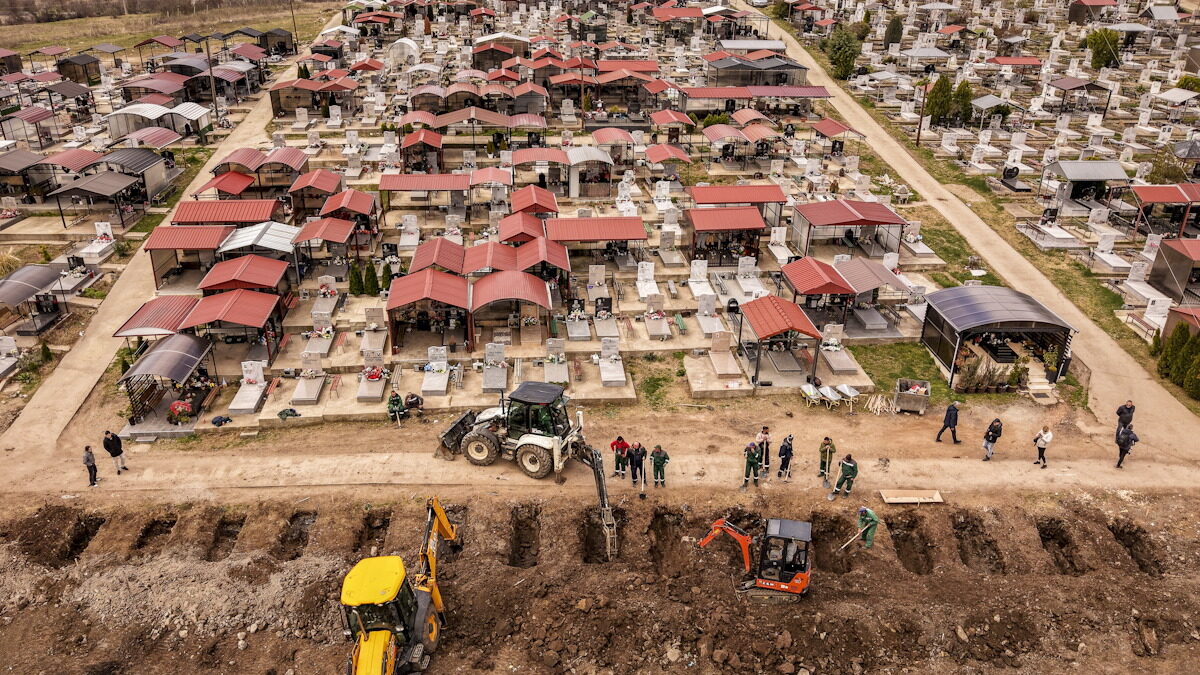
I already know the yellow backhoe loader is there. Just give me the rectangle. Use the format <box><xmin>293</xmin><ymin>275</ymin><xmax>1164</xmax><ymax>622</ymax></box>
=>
<box><xmin>339</xmin><ymin>497</ymin><xmax>459</xmax><ymax>674</ymax></box>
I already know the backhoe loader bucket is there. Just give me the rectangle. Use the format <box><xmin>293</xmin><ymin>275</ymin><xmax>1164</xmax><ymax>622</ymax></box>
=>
<box><xmin>585</xmin><ymin>446</ymin><xmax>617</xmax><ymax>561</ymax></box>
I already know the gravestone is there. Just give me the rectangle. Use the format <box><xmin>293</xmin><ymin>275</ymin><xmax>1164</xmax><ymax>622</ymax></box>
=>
<box><xmin>483</xmin><ymin>342</ymin><xmax>508</xmax><ymax>393</ymax></box>
<box><xmin>544</xmin><ymin>338</ymin><xmax>569</xmax><ymax>384</ymax></box>
<box><xmin>708</xmin><ymin>330</ymin><xmax>740</xmax><ymax>378</ymax></box>
<box><xmin>422</xmin><ymin>345</ymin><xmax>450</xmax><ymax>396</ymax></box>
<box><xmin>291</xmin><ymin>351</ymin><xmax>327</xmax><ymax>406</ymax></box>
<box><xmin>598</xmin><ymin>337</ymin><xmax>626</xmax><ymax>386</ymax></box>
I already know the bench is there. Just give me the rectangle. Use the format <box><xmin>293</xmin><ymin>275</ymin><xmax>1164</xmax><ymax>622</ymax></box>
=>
<box><xmin>674</xmin><ymin>313</ymin><xmax>688</xmax><ymax>335</ymax></box>
<box><xmin>277</xmin><ymin>333</ymin><xmax>291</xmax><ymax>352</ymax></box>
<box><xmin>666</xmin><ymin>279</ymin><xmax>678</xmax><ymax>297</ymax></box>
<box><xmin>330</xmin><ymin>374</ymin><xmax>342</xmax><ymax>398</ymax></box>
<box><xmin>266</xmin><ymin>376</ymin><xmax>282</xmax><ymax>400</ymax></box>
<box><xmin>333</xmin><ymin>331</ymin><xmax>348</xmax><ymax>352</ymax></box>
<box><xmin>200</xmin><ymin>385</ymin><xmax>221</xmax><ymax>412</ymax></box>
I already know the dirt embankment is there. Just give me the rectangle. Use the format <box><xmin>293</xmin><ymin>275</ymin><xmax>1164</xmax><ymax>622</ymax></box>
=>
<box><xmin>0</xmin><ymin>491</ymin><xmax>1197</xmax><ymax>674</ymax></box>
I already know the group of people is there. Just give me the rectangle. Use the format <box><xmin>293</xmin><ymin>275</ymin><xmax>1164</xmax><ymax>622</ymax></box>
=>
<box><xmin>609</xmin><ymin>437</ymin><xmax>670</xmax><ymax>488</ymax></box>
<box><xmin>387</xmin><ymin>392</ymin><xmax>425</xmax><ymax>421</ymax></box>
<box><xmin>81</xmin><ymin>431</ymin><xmax>128</xmax><ymax>487</ymax></box>
<box><xmin>936</xmin><ymin>399</ymin><xmax>1140</xmax><ymax>469</ymax></box>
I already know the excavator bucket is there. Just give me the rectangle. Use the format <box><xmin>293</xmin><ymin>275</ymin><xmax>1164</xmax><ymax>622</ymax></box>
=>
<box><xmin>584</xmin><ymin>446</ymin><xmax>617</xmax><ymax>561</ymax></box>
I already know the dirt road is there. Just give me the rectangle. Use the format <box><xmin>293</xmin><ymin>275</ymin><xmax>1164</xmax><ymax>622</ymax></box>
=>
<box><xmin>744</xmin><ymin>3</ymin><xmax>1200</xmax><ymax>456</ymax></box>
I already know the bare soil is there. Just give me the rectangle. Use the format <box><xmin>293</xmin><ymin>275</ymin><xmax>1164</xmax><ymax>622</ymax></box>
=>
<box><xmin>0</xmin><ymin>489</ymin><xmax>1197</xmax><ymax>674</ymax></box>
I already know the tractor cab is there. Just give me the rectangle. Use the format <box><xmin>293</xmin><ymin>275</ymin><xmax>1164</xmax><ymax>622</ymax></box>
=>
<box><xmin>756</xmin><ymin>519</ymin><xmax>811</xmax><ymax>594</ymax></box>
<box><xmin>340</xmin><ymin>556</ymin><xmax>419</xmax><ymax>674</ymax></box>
<box><xmin>502</xmin><ymin>382</ymin><xmax>573</xmax><ymax>438</ymax></box>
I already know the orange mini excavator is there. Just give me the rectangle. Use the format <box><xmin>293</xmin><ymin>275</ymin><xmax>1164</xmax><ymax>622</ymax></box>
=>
<box><xmin>698</xmin><ymin>517</ymin><xmax>812</xmax><ymax>599</ymax></box>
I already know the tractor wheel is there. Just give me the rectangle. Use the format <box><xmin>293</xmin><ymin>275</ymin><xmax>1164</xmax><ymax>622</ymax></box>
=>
<box><xmin>516</xmin><ymin>444</ymin><xmax>553</xmax><ymax>479</ymax></box>
<box><xmin>462</xmin><ymin>430</ymin><xmax>499</xmax><ymax>466</ymax></box>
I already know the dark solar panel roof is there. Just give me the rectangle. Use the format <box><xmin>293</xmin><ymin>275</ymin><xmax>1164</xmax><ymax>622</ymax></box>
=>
<box><xmin>925</xmin><ymin>286</ymin><xmax>1074</xmax><ymax>333</ymax></box>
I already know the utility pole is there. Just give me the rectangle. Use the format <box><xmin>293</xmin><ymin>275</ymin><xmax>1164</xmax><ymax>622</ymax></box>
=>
<box><xmin>914</xmin><ymin>82</ymin><xmax>929</xmax><ymax>147</ymax></box>
<box><xmin>202</xmin><ymin>38</ymin><xmax>220</xmax><ymax>125</ymax></box>
<box><xmin>288</xmin><ymin>0</ymin><xmax>301</xmax><ymax>47</ymax></box>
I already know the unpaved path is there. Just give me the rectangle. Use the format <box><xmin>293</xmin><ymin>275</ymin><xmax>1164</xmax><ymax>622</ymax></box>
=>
<box><xmin>745</xmin><ymin>2</ymin><xmax>1200</xmax><ymax>456</ymax></box>
<box><xmin>0</xmin><ymin>15</ymin><xmax>340</xmax><ymax>458</ymax></box>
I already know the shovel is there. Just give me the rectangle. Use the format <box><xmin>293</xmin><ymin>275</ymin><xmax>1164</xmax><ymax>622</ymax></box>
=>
<box><xmin>836</xmin><ymin>525</ymin><xmax>872</xmax><ymax>552</ymax></box>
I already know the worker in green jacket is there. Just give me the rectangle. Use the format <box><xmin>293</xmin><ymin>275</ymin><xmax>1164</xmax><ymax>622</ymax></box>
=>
<box><xmin>857</xmin><ymin>507</ymin><xmax>879</xmax><ymax>549</ymax></box>
<box><xmin>741</xmin><ymin>442</ymin><xmax>761</xmax><ymax>490</ymax></box>
<box><xmin>650</xmin><ymin>445</ymin><xmax>670</xmax><ymax>487</ymax></box>
<box><xmin>828</xmin><ymin>454</ymin><xmax>858</xmax><ymax>500</ymax></box>
<box><xmin>818</xmin><ymin>437</ymin><xmax>837</xmax><ymax>488</ymax></box>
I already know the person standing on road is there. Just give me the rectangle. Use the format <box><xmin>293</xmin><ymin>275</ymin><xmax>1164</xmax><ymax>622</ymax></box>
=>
<box><xmin>982</xmin><ymin>419</ymin><xmax>1003</xmax><ymax>461</ymax></box>
<box><xmin>103</xmin><ymin>431</ymin><xmax>127</xmax><ymax>475</ymax></box>
<box><xmin>1116</xmin><ymin>424</ymin><xmax>1139</xmax><ymax>469</ymax></box>
<box><xmin>1033</xmin><ymin>425</ymin><xmax>1053</xmax><ymax>468</ymax></box>
<box><xmin>650</xmin><ymin>444</ymin><xmax>670</xmax><ymax>488</ymax></box>
<box><xmin>829</xmin><ymin>454</ymin><xmax>858</xmax><ymax>500</ymax></box>
<box><xmin>1116</xmin><ymin>400</ymin><xmax>1135</xmax><ymax>440</ymax></box>
<box><xmin>741</xmin><ymin>442</ymin><xmax>762</xmax><ymax>490</ymax></box>
<box><xmin>610</xmin><ymin>436</ymin><xmax>629</xmax><ymax>479</ymax></box>
<box><xmin>818</xmin><ymin>437</ymin><xmax>837</xmax><ymax>488</ymax></box>
<box><xmin>627</xmin><ymin>442</ymin><xmax>647</xmax><ymax>487</ymax></box>
<box><xmin>936</xmin><ymin>401</ymin><xmax>961</xmax><ymax>444</ymax></box>
<box><xmin>857</xmin><ymin>506</ymin><xmax>879</xmax><ymax>549</ymax></box>
<box><xmin>83</xmin><ymin>446</ymin><xmax>98</xmax><ymax>487</ymax></box>
<box><xmin>756</xmin><ymin>426</ymin><xmax>772</xmax><ymax>479</ymax></box>
<box><xmin>777</xmin><ymin>434</ymin><xmax>794</xmax><ymax>481</ymax></box>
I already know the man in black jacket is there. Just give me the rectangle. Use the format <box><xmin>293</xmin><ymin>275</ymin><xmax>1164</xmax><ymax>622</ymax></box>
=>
<box><xmin>1116</xmin><ymin>424</ymin><xmax>1139</xmax><ymax>469</ymax></box>
<box><xmin>776</xmin><ymin>434</ymin><xmax>794</xmax><ymax>481</ymax></box>
<box><xmin>936</xmin><ymin>402</ymin><xmax>961</xmax><ymax>443</ymax></box>
<box><xmin>1115</xmin><ymin>400</ymin><xmax>1135</xmax><ymax>440</ymax></box>
<box><xmin>627</xmin><ymin>442</ymin><xmax>647</xmax><ymax>487</ymax></box>
<box><xmin>102</xmin><ymin>431</ymin><xmax>127</xmax><ymax>475</ymax></box>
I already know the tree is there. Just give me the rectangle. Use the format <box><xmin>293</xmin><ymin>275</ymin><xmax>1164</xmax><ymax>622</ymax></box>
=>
<box><xmin>825</xmin><ymin>28</ymin><xmax>862</xmax><ymax>80</ymax></box>
<box><xmin>297</xmin><ymin>63</ymin><xmax>310</xmax><ymax>79</ymax></box>
<box><xmin>381</xmin><ymin>262</ymin><xmax>393</xmax><ymax>283</ymax></box>
<box><xmin>849</xmin><ymin>21</ymin><xmax>871</xmax><ymax>41</ymax></box>
<box><xmin>925</xmin><ymin>76</ymin><xmax>953</xmax><ymax>124</ymax></box>
<box><xmin>1148</xmin><ymin>153</ymin><xmax>1188</xmax><ymax>186</ymax></box>
<box><xmin>349</xmin><ymin>263</ymin><xmax>364</xmax><ymax>296</ymax></box>
<box><xmin>953</xmin><ymin>81</ymin><xmax>974</xmax><ymax>124</ymax></box>
<box><xmin>1171</xmin><ymin>333</ymin><xmax>1200</xmax><ymax>386</ymax></box>
<box><xmin>1150</xmin><ymin>329</ymin><xmax>1162</xmax><ymax>357</ymax></box>
<box><xmin>40</xmin><ymin>342</ymin><xmax>51</xmax><ymax>363</ymax></box>
<box><xmin>1086</xmin><ymin>29</ymin><xmax>1120</xmax><ymax>70</ymax></box>
<box><xmin>884</xmin><ymin>16</ymin><xmax>903</xmax><ymax>48</ymax></box>
<box><xmin>1159</xmin><ymin>324</ymin><xmax>1190</xmax><ymax>378</ymax></box>
<box><xmin>1186</xmin><ymin>353</ymin><xmax>1200</xmax><ymax>399</ymax></box>
<box><xmin>363</xmin><ymin>262</ymin><xmax>380</xmax><ymax>296</ymax></box>
<box><xmin>1178</xmin><ymin>75</ymin><xmax>1200</xmax><ymax>93</ymax></box>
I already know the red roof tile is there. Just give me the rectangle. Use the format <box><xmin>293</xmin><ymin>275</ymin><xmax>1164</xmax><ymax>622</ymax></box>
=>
<box><xmin>597</xmin><ymin>59</ymin><xmax>659</xmax><ymax>72</ymax></box>
<box><xmin>645</xmin><ymin>144</ymin><xmax>692</xmax><ymax>164</ymax></box>
<box><xmin>511</xmin><ymin>185</ymin><xmax>559</xmax><ymax>213</ymax></box>
<box><xmin>810</xmin><ymin>117</ymin><xmax>860</xmax><ymax>138</ymax></box>
<box><xmin>410</xmin><ymin>237</ymin><xmax>466</xmax><ymax>274</ymax></box>
<box><xmin>511</xmin><ymin>148</ymin><xmax>570</xmax><ymax>165</ymax></box>
<box><xmin>293</xmin><ymin>217</ymin><xmax>355</xmax><ymax>244</ymax></box>
<box><xmin>688</xmin><ymin>184</ymin><xmax>787</xmax><ymax>205</ymax></box>
<box><xmin>379</xmin><ymin>173</ymin><xmax>471</xmax><ymax>191</ymax></box>
<box><xmin>9</xmin><ymin>105</ymin><xmax>54</xmax><ymax>125</ymax></box>
<box><xmin>741</xmin><ymin>295</ymin><xmax>821</xmax><ymax>340</ymax></box>
<box><xmin>320</xmin><ymin>188</ymin><xmax>375</xmax><ymax>216</ymax></box>
<box><xmin>179</xmin><ymin>288</ymin><xmax>278</xmax><ymax>329</ymax></box>
<box><xmin>143</xmin><ymin>225</ymin><xmax>234</xmax><ymax>250</ymax></box>
<box><xmin>194</xmin><ymin>171</ymin><xmax>255</xmax><ymax>196</ymax></box>
<box><xmin>1131</xmin><ymin>184</ymin><xmax>1200</xmax><ymax>204</ymax></box>
<box><xmin>793</xmin><ymin>199</ymin><xmax>906</xmax><ymax>227</ymax></box>
<box><xmin>113</xmin><ymin>296</ymin><xmax>199</xmax><ymax>337</ymax></box>
<box><xmin>515</xmin><ymin>237</ymin><xmax>570</xmax><ymax>272</ymax></box>
<box><xmin>172</xmin><ymin>199</ymin><xmax>278</xmax><ymax>225</ymax></box>
<box><xmin>39</xmin><ymin>148</ymin><xmax>104</xmax><ymax>172</ymax></box>
<box><xmin>1163</xmin><ymin>238</ymin><xmax>1200</xmax><ymax>261</ymax></box>
<box><xmin>401</xmin><ymin>128</ymin><xmax>443</xmax><ymax>149</ymax></box>
<box><xmin>386</xmin><ymin>268</ymin><xmax>470</xmax><ymax>310</ymax></box>
<box><xmin>782</xmin><ymin>257</ymin><xmax>854</xmax><ymax>296</ymax></box>
<box><xmin>545</xmin><ymin>216</ymin><xmax>646</xmax><ymax>242</ymax></box>
<box><xmin>463</xmin><ymin>241</ymin><xmax>518</xmax><ymax>273</ymax></box>
<box><xmin>592</xmin><ymin>127</ymin><xmax>635</xmax><ymax>144</ymax></box>
<box><xmin>499</xmin><ymin>211</ymin><xmax>544</xmax><ymax>242</ymax></box>
<box><xmin>471</xmin><ymin>270</ymin><xmax>551</xmax><ymax>310</ymax></box>
<box><xmin>686</xmin><ymin>206</ymin><xmax>767</xmax><ymax>232</ymax></box>
<box><xmin>289</xmin><ymin>169</ymin><xmax>342</xmax><ymax>194</ymax></box>
<box><xmin>197</xmin><ymin>254</ymin><xmax>289</xmax><ymax>290</ymax></box>
<box><xmin>650</xmin><ymin>109</ymin><xmax>692</xmax><ymax>126</ymax></box>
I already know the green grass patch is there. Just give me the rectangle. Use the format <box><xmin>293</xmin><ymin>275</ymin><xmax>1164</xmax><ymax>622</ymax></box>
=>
<box><xmin>638</xmin><ymin>374</ymin><xmax>672</xmax><ymax>408</ymax></box>
<box><xmin>130</xmin><ymin>213</ymin><xmax>166</xmax><ymax>233</ymax></box>
<box><xmin>848</xmin><ymin>343</ymin><xmax>1015</xmax><ymax>408</ymax></box>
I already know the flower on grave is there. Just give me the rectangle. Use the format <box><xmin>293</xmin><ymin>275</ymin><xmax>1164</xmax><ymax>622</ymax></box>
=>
<box><xmin>169</xmin><ymin>400</ymin><xmax>193</xmax><ymax>416</ymax></box>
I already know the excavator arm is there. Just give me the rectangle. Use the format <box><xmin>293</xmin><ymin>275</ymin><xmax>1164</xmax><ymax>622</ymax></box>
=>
<box><xmin>698</xmin><ymin>518</ymin><xmax>753</xmax><ymax>574</ymax></box>
<box><xmin>583</xmin><ymin>445</ymin><xmax>617</xmax><ymax>562</ymax></box>
<box><xmin>414</xmin><ymin>497</ymin><xmax>458</xmax><ymax>612</ymax></box>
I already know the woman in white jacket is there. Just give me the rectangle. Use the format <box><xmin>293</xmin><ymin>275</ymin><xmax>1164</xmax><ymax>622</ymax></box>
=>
<box><xmin>1033</xmin><ymin>426</ymin><xmax>1053</xmax><ymax>468</ymax></box>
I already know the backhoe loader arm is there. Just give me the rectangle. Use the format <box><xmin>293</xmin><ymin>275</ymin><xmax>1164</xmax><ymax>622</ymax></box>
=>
<box><xmin>415</xmin><ymin>497</ymin><xmax>459</xmax><ymax>612</ymax></box>
<box><xmin>698</xmin><ymin>518</ymin><xmax>753</xmax><ymax>573</ymax></box>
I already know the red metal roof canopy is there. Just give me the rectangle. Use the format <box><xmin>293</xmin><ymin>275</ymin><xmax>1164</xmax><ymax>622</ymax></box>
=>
<box><xmin>294</xmin><ymin>217</ymin><xmax>355</xmax><ymax>244</ymax></box>
<box><xmin>197</xmin><ymin>254</ymin><xmax>289</xmax><ymax>291</ymax></box>
<box><xmin>794</xmin><ymin>199</ymin><xmax>906</xmax><ymax>227</ymax></box>
<box><xmin>511</xmin><ymin>185</ymin><xmax>559</xmax><ymax>213</ymax></box>
<box><xmin>386</xmin><ymin>268</ymin><xmax>470</xmax><ymax>310</ymax></box>
<box><xmin>289</xmin><ymin>169</ymin><xmax>342</xmax><ymax>194</ymax></box>
<box><xmin>179</xmin><ymin>288</ymin><xmax>278</xmax><ymax>329</ymax></box>
<box><xmin>320</xmin><ymin>188</ymin><xmax>375</xmax><ymax>216</ymax></box>
<box><xmin>545</xmin><ymin>216</ymin><xmax>647</xmax><ymax>242</ymax></box>
<box><xmin>782</xmin><ymin>257</ymin><xmax>855</xmax><ymax>296</ymax></box>
<box><xmin>379</xmin><ymin>173</ymin><xmax>471</xmax><ymax>191</ymax></box>
<box><xmin>471</xmin><ymin>270</ymin><xmax>551</xmax><ymax>310</ymax></box>
<box><xmin>409</xmin><ymin>237</ymin><xmax>466</xmax><ymax>274</ymax></box>
<box><xmin>687</xmin><ymin>206</ymin><xmax>767</xmax><ymax>232</ymax></box>
<box><xmin>499</xmin><ymin>211</ymin><xmax>544</xmax><ymax>242</ymax></box>
<box><xmin>741</xmin><ymin>295</ymin><xmax>821</xmax><ymax>340</ymax></box>
<box><xmin>194</xmin><ymin>171</ymin><xmax>255</xmax><ymax>196</ymax></box>
<box><xmin>113</xmin><ymin>296</ymin><xmax>198</xmax><ymax>337</ymax></box>
<box><xmin>173</xmin><ymin>199</ymin><xmax>277</xmax><ymax>225</ymax></box>
<box><xmin>143</xmin><ymin>225</ymin><xmax>234</xmax><ymax>250</ymax></box>
<box><xmin>689</xmin><ymin>184</ymin><xmax>787</xmax><ymax>205</ymax></box>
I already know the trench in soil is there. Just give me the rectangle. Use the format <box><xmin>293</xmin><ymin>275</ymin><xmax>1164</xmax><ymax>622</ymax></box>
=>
<box><xmin>703</xmin><ymin>507</ymin><xmax>763</xmax><ymax>570</ymax></box>
<box><xmin>354</xmin><ymin>510</ymin><xmax>392</xmax><ymax>557</ymax></box>
<box><xmin>273</xmin><ymin>512</ymin><xmax>316</xmax><ymax>562</ymax></box>
<box><xmin>506</xmin><ymin>504</ymin><xmax>541</xmax><ymax>568</ymax></box>
<box><xmin>647</xmin><ymin>508</ymin><xmax>688</xmax><ymax>578</ymax></box>
<box><xmin>441</xmin><ymin>504</ymin><xmax>467</xmax><ymax>561</ymax></box>
<box><xmin>1036</xmin><ymin>517</ymin><xmax>1088</xmax><ymax>575</ymax></box>
<box><xmin>63</xmin><ymin>515</ymin><xmax>106</xmax><ymax>566</ymax></box>
<box><xmin>132</xmin><ymin>517</ymin><xmax>177</xmax><ymax>557</ymax></box>
<box><xmin>579</xmin><ymin>507</ymin><xmax>626</xmax><ymax>564</ymax></box>
<box><xmin>1108</xmin><ymin>518</ymin><xmax>1164</xmax><ymax>576</ymax></box>
<box><xmin>883</xmin><ymin>512</ymin><xmax>933</xmax><ymax>575</ymax></box>
<box><xmin>810</xmin><ymin>512</ymin><xmax>855</xmax><ymax>574</ymax></box>
<box><xmin>951</xmin><ymin>510</ymin><xmax>1006</xmax><ymax>574</ymax></box>
<box><xmin>205</xmin><ymin>515</ymin><xmax>245</xmax><ymax>562</ymax></box>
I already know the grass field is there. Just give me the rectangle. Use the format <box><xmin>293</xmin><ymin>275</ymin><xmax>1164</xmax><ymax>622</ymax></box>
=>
<box><xmin>0</xmin><ymin>1</ymin><xmax>340</xmax><ymax>53</ymax></box>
